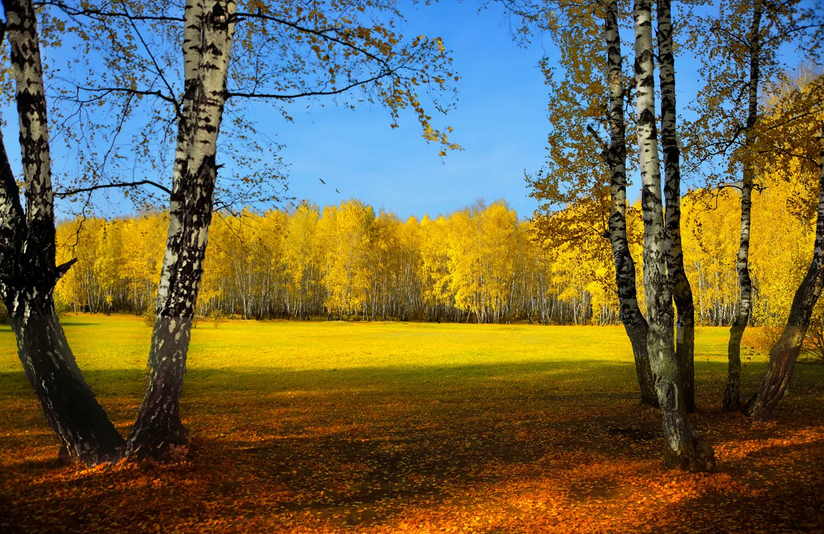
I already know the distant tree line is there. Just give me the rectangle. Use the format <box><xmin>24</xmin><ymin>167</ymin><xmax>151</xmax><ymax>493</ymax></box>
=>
<box><xmin>43</xmin><ymin>178</ymin><xmax>815</xmax><ymax>327</ymax></box>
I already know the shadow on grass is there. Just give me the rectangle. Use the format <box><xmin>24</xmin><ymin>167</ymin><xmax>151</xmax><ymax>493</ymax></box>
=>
<box><xmin>1</xmin><ymin>360</ymin><xmax>824</xmax><ymax>533</ymax></box>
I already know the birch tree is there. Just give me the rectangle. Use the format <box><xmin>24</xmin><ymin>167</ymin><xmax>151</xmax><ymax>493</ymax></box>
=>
<box><xmin>515</xmin><ymin>0</ymin><xmax>658</xmax><ymax>406</ymax></box>
<box><xmin>657</xmin><ymin>0</ymin><xmax>695</xmax><ymax>412</ymax></box>
<box><xmin>683</xmin><ymin>0</ymin><xmax>822</xmax><ymax>411</ymax></box>
<box><xmin>724</xmin><ymin>0</ymin><xmax>762</xmax><ymax>412</ymax></box>
<box><xmin>123</xmin><ymin>0</ymin><xmax>238</xmax><ymax>459</ymax></box>
<box><xmin>632</xmin><ymin>0</ymin><xmax>713</xmax><ymax>470</ymax></box>
<box><xmin>745</xmin><ymin>74</ymin><xmax>824</xmax><ymax>419</ymax></box>
<box><xmin>0</xmin><ymin>0</ymin><xmax>124</xmax><ymax>464</ymax></box>
<box><xmin>602</xmin><ymin>0</ymin><xmax>656</xmax><ymax>407</ymax></box>
<box><xmin>747</xmin><ymin>121</ymin><xmax>824</xmax><ymax>419</ymax></box>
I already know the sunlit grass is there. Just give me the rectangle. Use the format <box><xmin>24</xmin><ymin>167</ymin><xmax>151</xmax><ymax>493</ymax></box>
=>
<box><xmin>1</xmin><ymin>315</ymin><xmax>822</xmax><ymax>533</ymax></box>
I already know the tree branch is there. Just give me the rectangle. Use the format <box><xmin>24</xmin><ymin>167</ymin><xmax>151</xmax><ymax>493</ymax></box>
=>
<box><xmin>235</xmin><ymin>11</ymin><xmax>393</xmax><ymax>71</ymax></box>
<box><xmin>34</xmin><ymin>0</ymin><xmax>184</xmax><ymax>22</ymax></box>
<box><xmin>55</xmin><ymin>180</ymin><xmax>172</xmax><ymax>198</ymax></box>
<box><xmin>227</xmin><ymin>71</ymin><xmax>392</xmax><ymax>100</ymax></box>
<box><xmin>117</xmin><ymin>0</ymin><xmax>182</xmax><ymax>118</ymax></box>
<box><xmin>62</xmin><ymin>85</ymin><xmax>179</xmax><ymax>106</ymax></box>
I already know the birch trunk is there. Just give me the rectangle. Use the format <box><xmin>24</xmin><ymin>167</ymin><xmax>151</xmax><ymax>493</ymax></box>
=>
<box><xmin>657</xmin><ymin>0</ymin><xmax>695</xmax><ymax>413</ymax></box>
<box><xmin>125</xmin><ymin>0</ymin><xmax>236</xmax><ymax>460</ymax></box>
<box><xmin>745</xmin><ymin>123</ymin><xmax>824</xmax><ymax>420</ymax></box>
<box><xmin>603</xmin><ymin>0</ymin><xmax>657</xmax><ymax>407</ymax></box>
<box><xmin>633</xmin><ymin>0</ymin><xmax>714</xmax><ymax>471</ymax></box>
<box><xmin>725</xmin><ymin>0</ymin><xmax>762</xmax><ymax>412</ymax></box>
<box><xmin>725</xmin><ymin>173</ymin><xmax>753</xmax><ymax>411</ymax></box>
<box><xmin>0</xmin><ymin>1</ymin><xmax>123</xmax><ymax>464</ymax></box>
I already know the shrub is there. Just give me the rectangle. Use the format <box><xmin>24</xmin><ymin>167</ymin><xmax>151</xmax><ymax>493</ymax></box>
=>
<box><xmin>747</xmin><ymin>325</ymin><xmax>784</xmax><ymax>353</ymax></box>
<box><xmin>143</xmin><ymin>306</ymin><xmax>156</xmax><ymax>328</ymax></box>
<box><xmin>803</xmin><ymin>317</ymin><xmax>824</xmax><ymax>361</ymax></box>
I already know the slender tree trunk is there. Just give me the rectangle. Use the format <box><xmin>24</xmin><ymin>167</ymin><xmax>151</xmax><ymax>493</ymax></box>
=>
<box><xmin>657</xmin><ymin>0</ymin><xmax>695</xmax><ymax>413</ymax></box>
<box><xmin>603</xmin><ymin>0</ymin><xmax>657</xmax><ymax>407</ymax></box>
<box><xmin>633</xmin><ymin>0</ymin><xmax>714</xmax><ymax>471</ymax></box>
<box><xmin>745</xmin><ymin>122</ymin><xmax>824</xmax><ymax>420</ymax></box>
<box><xmin>0</xmin><ymin>4</ymin><xmax>123</xmax><ymax>464</ymax></box>
<box><xmin>725</xmin><ymin>0</ymin><xmax>762</xmax><ymax>412</ymax></box>
<box><xmin>125</xmin><ymin>0</ymin><xmax>236</xmax><ymax>460</ymax></box>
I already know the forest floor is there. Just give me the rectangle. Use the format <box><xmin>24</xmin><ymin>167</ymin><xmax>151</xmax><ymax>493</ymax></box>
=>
<box><xmin>1</xmin><ymin>315</ymin><xmax>823</xmax><ymax>533</ymax></box>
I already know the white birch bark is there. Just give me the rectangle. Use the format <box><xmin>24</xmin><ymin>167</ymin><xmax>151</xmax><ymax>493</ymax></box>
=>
<box><xmin>603</xmin><ymin>0</ymin><xmax>657</xmax><ymax>407</ymax></box>
<box><xmin>126</xmin><ymin>0</ymin><xmax>237</xmax><ymax>459</ymax></box>
<box><xmin>657</xmin><ymin>0</ymin><xmax>696</xmax><ymax>413</ymax></box>
<box><xmin>634</xmin><ymin>0</ymin><xmax>713</xmax><ymax>471</ymax></box>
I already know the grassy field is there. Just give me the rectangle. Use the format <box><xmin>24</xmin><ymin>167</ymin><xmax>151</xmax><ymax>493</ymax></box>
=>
<box><xmin>1</xmin><ymin>315</ymin><xmax>823</xmax><ymax>533</ymax></box>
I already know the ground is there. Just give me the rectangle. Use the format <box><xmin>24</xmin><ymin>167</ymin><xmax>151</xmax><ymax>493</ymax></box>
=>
<box><xmin>1</xmin><ymin>315</ymin><xmax>823</xmax><ymax>533</ymax></box>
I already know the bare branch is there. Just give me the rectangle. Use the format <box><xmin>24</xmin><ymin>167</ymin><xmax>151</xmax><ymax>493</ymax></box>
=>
<box><xmin>61</xmin><ymin>85</ymin><xmax>179</xmax><ymax>106</ymax></box>
<box><xmin>55</xmin><ymin>180</ymin><xmax>172</xmax><ymax>198</ymax></box>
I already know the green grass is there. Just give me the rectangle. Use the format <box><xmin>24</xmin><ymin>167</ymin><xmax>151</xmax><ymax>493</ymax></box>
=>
<box><xmin>0</xmin><ymin>314</ymin><xmax>784</xmax><ymax>426</ymax></box>
<box><xmin>0</xmin><ymin>314</ymin><xmax>772</xmax><ymax>382</ymax></box>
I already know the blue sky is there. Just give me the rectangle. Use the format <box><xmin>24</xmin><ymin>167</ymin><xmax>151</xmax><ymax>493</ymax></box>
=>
<box><xmin>272</xmin><ymin>2</ymin><xmax>554</xmax><ymax>221</ymax></box>
<box><xmin>1</xmin><ymin>1</ymin><xmax>813</xmax><ymax>222</ymax></box>
<box><xmin>0</xmin><ymin>1</ymin><xmax>553</xmax><ymax>221</ymax></box>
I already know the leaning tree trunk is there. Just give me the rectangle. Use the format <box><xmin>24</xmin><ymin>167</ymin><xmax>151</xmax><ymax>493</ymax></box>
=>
<box><xmin>125</xmin><ymin>0</ymin><xmax>236</xmax><ymax>460</ymax></box>
<box><xmin>724</xmin><ymin>0</ymin><xmax>762</xmax><ymax>412</ymax></box>
<box><xmin>0</xmin><ymin>2</ymin><xmax>123</xmax><ymax>465</ymax></box>
<box><xmin>603</xmin><ymin>0</ymin><xmax>657</xmax><ymax>407</ymax></box>
<box><xmin>745</xmin><ymin>122</ymin><xmax>824</xmax><ymax>420</ymax></box>
<box><xmin>657</xmin><ymin>0</ymin><xmax>695</xmax><ymax>413</ymax></box>
<box><xmin>633</xmin><ymin>0</ymin><xmax>714</xmax><ymax>471</ymax></box>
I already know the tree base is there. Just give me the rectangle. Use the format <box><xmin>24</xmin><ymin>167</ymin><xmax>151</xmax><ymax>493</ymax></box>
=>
<box><xmin>641</xmin><ymin>393</ymin><xmax>660</xmax><ymax>409</ymax></box>
<box><xmin>742</xmin><ymin>393</ymin><xmax>775</xmax><ymax>421</ymax></box>
<box><xmin>125</xmin><ymin>429</ymin><xmax>190</xmax><ymax>462</ymax></box>
<box><xmin>663</xmin><ymin>437</ymin><xmax>716</xmax><ymax>472</ymax></box>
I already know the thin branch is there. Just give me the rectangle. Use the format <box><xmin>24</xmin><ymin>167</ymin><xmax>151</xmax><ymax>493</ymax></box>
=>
<box><xmin>64</xmin><ymin>85</ymin><xmax>179</xmax><ymax>106</ymax></box>
<box><xmin>585</xmin><ymin>124</ymin><xmax>609</xmax><ymax>164</ymax></box>
<box><xmin>236</xmin><ymin>11</ymin><xmax>393</xmax><ymax>70</ymax></box>
<box><xmin>759</xmin><ymin>144</ymin><xmax>819</xmax><ymax>166</ymax></box>
<box><xmin>34</xmin><ymin>0</ymin><xmax>184</xmax><ymax>22</ymax></box>
<box><xmin>118</xmin><ymin>0</ymin><xmax>182</xmax><ymax>118</ymax></box>
<box><xmin>227</xmin><ymin>71</ymin><xmax>392</xmax><ymax>100</ymax></box>
<box><xmin>56</xmin><ymin>180</ymin><xmax>172</xmax><ymax>198</ymax></box>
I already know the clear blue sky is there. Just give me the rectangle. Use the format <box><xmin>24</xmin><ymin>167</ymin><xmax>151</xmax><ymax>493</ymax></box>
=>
<box><xmin>272</xmin><ymin>2</ymin><xmax>553</xmax><ymax>221</ymax></box>
<box><xmin>0</xmin><ymin>1</ymin><xmax>553</xmax><ymax>221</ymax></box>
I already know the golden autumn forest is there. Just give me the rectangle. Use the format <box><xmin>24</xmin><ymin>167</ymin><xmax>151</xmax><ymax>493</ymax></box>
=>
<box><xmin>51</xmin><ymin>170</ymin><xmax>816</xmax><ymax>329</ymax></box>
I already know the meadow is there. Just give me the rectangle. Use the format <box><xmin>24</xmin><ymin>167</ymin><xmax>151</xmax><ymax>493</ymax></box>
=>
<box><xmin>1</xmin><ymin>315</ymin><xmax>823</xmax><ymax>533</ymax></box>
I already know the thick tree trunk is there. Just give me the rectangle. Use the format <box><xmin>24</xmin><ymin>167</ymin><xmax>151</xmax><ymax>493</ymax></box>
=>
<box><xmin>603</xmin><ymin>0</ymin><xmax>657</xmax><ymax>408</ymax></box>
<box><xmin>724</xmin><ymin>0</ymin><xmax>762</xmax><ymax>412</ymax></box>
<box><xmin>125</xmin><ymin>0</ymin><xmax>236</xmax><ymax>460</ymax></box>
<box><xmin>0</xmin><ymin>2</ymin><xmax>123</xmax><ymax>464</ymax></box>
<box><xmin>657</xmin><ymin>0</ymin><xmax>695</xmax><ymax>413</ymax></box>
<box><xmin>633</xmin><ymin>0</ymin><xmax>714</xmax><ymax>471</ymax></box>
<box><xmin>8</xmin><ymin>307</ymin><xmax>124</xmax><ymax>462</ymax></box>
<box><xmin>745</xmin><ymin>123</ymin><xmax>824</xmax><ymax>420</ymax></box>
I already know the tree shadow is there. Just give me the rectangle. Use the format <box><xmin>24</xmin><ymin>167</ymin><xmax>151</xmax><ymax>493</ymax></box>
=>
<box><xmin>1</xmin><ymin>360</ymin><xmax>823</xmax><ymax>532</ymax></box>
